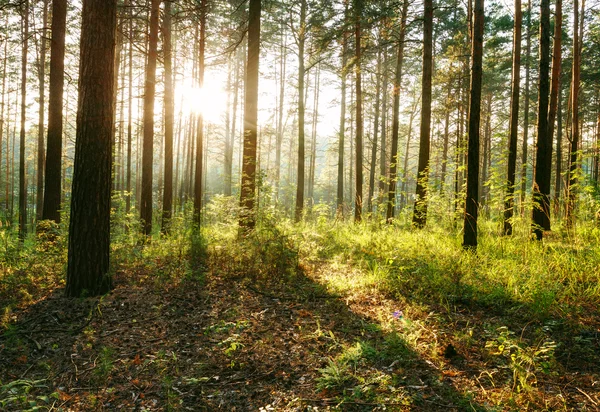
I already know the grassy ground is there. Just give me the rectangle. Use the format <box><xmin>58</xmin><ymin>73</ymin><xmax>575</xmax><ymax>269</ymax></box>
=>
<box><xmin>0</xmin><ymin>211</ymin><xmax>599</xmax><ymax>411</ymax></box>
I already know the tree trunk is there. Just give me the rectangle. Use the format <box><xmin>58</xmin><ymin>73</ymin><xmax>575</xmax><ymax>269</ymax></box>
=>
<box><xmin>412</xmin><ymin>0</ymin><xmax>433</xmax><ymax>228</ymax></box>
<box><xmin>42</xmin><ymin>0</ymin><xmax>66</xmax><ymax>222</ymax></box>
<box><xmin>368</xmin><ymin>49</ymin><xmax>381</xmax><ymax>214</ymax></box>
<box><xmin>440</xmin><ymin>77</ymin><xmax>452</xmax><ymax>194</ymax></box>
<box><xmin>503</xmin><ymin>0</ymin><xmax>522</xmax><ymax>235</ymax></box>
<box><xmin>194</xmin><ymin>0</ymin><xmax>207</xmax><ymax>223</ymax></box>
<box><xmin>554</xmin><ymin>86</ymin><xmax>563</xmax><ymax>212</ymax></box>
<box><xmin>386</xmin><ymin>0</ymin><xmax>409</xmax><ymax>222</ymax></box>
<box><xmin>140</xmin><ymin>0</ymin><xmax>160</xmax><ymax>235</ymax></box>
<box><xmin>531</xmin><ymin>0</ymin><xmax>551</xmax><ymax>240</ymax></box>
<box><xmin>337</xmin><ymin>0</ymin><xmax>349</xmax><ymax>216</ymax></box>
<box><xmin>354</xmin><ymin>0</ymin><xmax>363</xmax><ymax>223</ymax></box>
<box><xmin>294</xmin><ymin>0</ymin><xmax>307</xmax><ymax>222</ymax></box>
<box><xmin>36</xmin><ymin>0</ymin><xmax>48</xmax><ymax>221</ymax></box>
<box><xmin>162</xmin><ymin>0</ymin><xmax>174</xmax><ymax>231</ymax></box>
<box><xmin>462</xmin><ymin>0</ymin><xmax>484</xmax><ymax>249</ymax></box>
<box><xmin>125</xmin><ymin>0</ymin><xmax>133</xmax><ymax>213</ymax></box>
<box><xmin>566</xmin><ymin>0</ymin><xmax>582</xmax><ymax>228</ymax></box>
<box><xmin>18</xmin><ymin>0</ymin><xmax>29</xmax><ymax>241</ymax></box>
<box><xmin>239</xmin><ymin>0</ymin><xmax>261</xmax><ymax>229</ymax></box>
<box><xmin>66</xmin><ymin>0</ymin><xmax>117</xmax><ymax>297</ymax></box>
<box><xmin>275</xmin><ymin>27</ymin><xmax>286</xmax><ymax>201</ymax></box>
<box><xmin>308</xmin><ymin>64</ymin><xmax>320</xmax><ymax>206</ymax></box>
<box><xmin>378</xmin><ymin>47</ymin><xmax>388</xmax><ymax>206</ymax></box>
<box><xmin>520</xmin><ymin>0</ymin><xmax>532</xmax><ymax>212</ymax></box>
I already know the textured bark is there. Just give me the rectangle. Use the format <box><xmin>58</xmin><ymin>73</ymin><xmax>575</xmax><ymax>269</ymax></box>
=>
<box><xmin>162</xmin><ymin>0</ymin><xmax>174</xmax><ymax>231</ymax></box>
<box><xmin>531</xmin><ymin>0</ymin><xmax>551</xmax><ymax>240</ymax></box>
<box><xmin>294</xmin><ymin>0</ymin><xmax>307</xmax><ymax>223</ymax></box>
<box><xmin>66</xmin><ymin>0</ymin><xmax>117</xmax><ymax>297</ymax></box>
<box><xmin>354</xmin><ymin>0</ymin><xmax>363</xmax><ymax>223</ymax></box>
<box><xmin>274</xmin><ymin>29</ymin><xmax>286</xmax><ymax>201</ymax></box>
<box><xmin>554</xmin><ymin>87</ymin><xmax>563</xmax><ymax>211</ymax></box>
<box><xmin>412</xmin><ymin>0</ymin><xmax>433</xmax><ymax>228</ymax></box>
<box><xmin>520</xmin><ymin>0</ymin><xmax>532</xmax><ymax>211</ymax></box>
<box><xmin>337</xmin><ymin>0</ymin><xmax>349</xmax><ymax>216</ymax></box>
<box><xmin>503</xmin><ymin>0</ymin><xmax>522</xmax><ymax>235</ymax></box>
<box><xmin>308</xmin><ymin>64</ymin><xmax>320</xmax><ymax>205</ymax></box>
<box><xmin>125</xmin><ymin>0</ymin><xmax>133</xmax><ymax>213</ymax></box>
<box><xmin>194</xmin><ymin>0</ymin><xmax>207</xmax><ymax>223</ymax></box>
<box><xmin>440</xmin><ymin>79</ymin><xmax>452</xmax><ymax>194</ymax></box>
<box><xmin>368</xmin><ymin>49</ymin><xmax>381</xmax><ymax>214</ymax></box>
<box><xmin>566</xmin><ymin>0</ymin><xmax>581</xmax><ymax>228</ymax></box>
<box><xmin>547</xmin><ymin>0</ymin><xmax>562</xmax><ymax>144</ymax></box>
<box><xmin>386</xmin><ymin>0</ymin><xmax>408</xmax><ymax>222</ymax></box>
<box><xmin>239</xmin><ymin>0</ymin><xmax>261</xmax><ymax>229</ymax></box>
<box><xmin>462</xmin><ymin>0</ymin><xmax>484</xmax><ymax>249</ymax></box>
<box><xmin>42</xmin><ymin>0</ymin><xmax>66</xmax><ymax>223</ymax></box>
<box><xmin>140</xmin><ymin>0</ymin><xmax>160</xmax><ymax>235</ymax></box>
<box><xmin>378</xmin><ymin>48</ymin><xmax>388</xmax><ymax>205</ymax></box>
<box><xmin>36</xmin><ymin>0</ymin><xmax>48</xmax><ymax>221</ymax></box>
<box><xmin>18</xmin><ymin>0</ymin><xmax>29</xmax><ymax>241</ymax></box>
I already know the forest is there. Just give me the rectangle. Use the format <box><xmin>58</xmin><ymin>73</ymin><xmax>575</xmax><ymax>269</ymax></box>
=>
<box><xmin>1</xmin><ymin>0</ymin><xmax>600</xmax><ymax>410</ymax></box>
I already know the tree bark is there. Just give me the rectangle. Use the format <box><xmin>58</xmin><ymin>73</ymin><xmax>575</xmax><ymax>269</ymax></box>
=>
<box><xmin>520</xmin><ymin>0</ymin><xmax>532</xmax><ymax>212</ymax></box>
<box><xmin>503</xmin><ymin>0</ymin><xmax>522</xmax><ymax>235</ymax></box>
<box><xmin>412</xmin><ymin>0</ymin><xmax>434</xmax><ymax>228</ymax></box>
<box><xmin>18</xmin><ymin>0</ymin><xmax>29</xmax><ymax>241</ymax></box>
<box><xmin>140</xmin><ymin>0</ymin><xmax>160</xmax><ymax>235</ymax></box>
<box><xmin>354</xmin><ymin>0</ymin><xmax>363</xmax><ymax>223</ymax></box>
<box><xmin>239</xmin><ymin>0</ymin><xmax>261</xmax><ymax>229</ymax></box>
<box><xmin>294</xmin><ymin>0</ymin><xmax>307</xmax><ymax>222</ymax></box>
<box><xmin>42</xmin><ymin>0</ymin><xmax>66</xmax><ymax>223</ymax></box>
<box><xmin>66</xmin><ymin>0</ymin><xmax>117</xmax><ymax>297</ymax></box>
<box><xmin>566</xmin><ymin>0</ymin><xmax>581</xmax><ymax>228</ymax></box>
<box><xmin>194</xmin><ymin>0</ymin><xmax>207</xmax><ymax>223</ymax></box>
<box><xmin>337</xmin><ymin>0</ymin><xmax>349</xmax><ymax>216</ymax></box>
<box><xmin>531</xmin><ymin>0</ymin><xmax>551</xmax><ymax>240</ymax></box>
<box><xmin>162</xmin><ymin>0</ymin><xmax>174</xmax><ymax>231</ymax></box>
<box><xmin>462</xmin><ymin>0</ymin><xmax>484</xmax><ymax>249</ymax></box>
<box><xmin>368</xmin><ymin>49</ymin><xmax>381</xmax><ymax>214</ymax></box>
<box><xmin>36</xmin><ymin>0</ymin><xmax>48</xmax><ymax>221</ymax></box>
<box><xmin>386</xmin><ymin>0</ymin><xmax>408</xmax><ymax>222</ymax></box>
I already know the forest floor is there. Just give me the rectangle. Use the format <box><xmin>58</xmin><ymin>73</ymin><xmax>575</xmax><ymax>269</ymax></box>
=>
<box><xmin>1</xmin><ymin>219</ymin><xmax>600</xmax><ymax>411</ymax></box>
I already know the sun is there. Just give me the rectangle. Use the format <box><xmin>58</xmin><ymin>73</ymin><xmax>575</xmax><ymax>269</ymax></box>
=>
<box><xmin>178</xmin><ymin>79</ymin><xmax>227</xmax><ymax>124</ymax></box>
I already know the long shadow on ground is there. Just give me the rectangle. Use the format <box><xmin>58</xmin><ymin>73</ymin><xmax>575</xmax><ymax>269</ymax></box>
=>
<box><xmin>3</xmin><ymin>226</ymin><xmax>597</xmax><ymax>410</ymax></box>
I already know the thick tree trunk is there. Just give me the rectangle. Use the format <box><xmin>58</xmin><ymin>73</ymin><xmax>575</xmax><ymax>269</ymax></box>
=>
<box><xmin>531</xmin><ymin>0</ymin><xmax>551</xmax><ymax>240</ymax></box>
<box><xmin>412</xmin><ymin>0</ymin><xmax>433</xmax><ymax>228</ymax></box>
<box><xmin>503</xmin><ymin>0</ymin><xmax>522</xmax><ymax>235</ymax></box>
<box><xmin>42</xmin><ymin>0</ymin><xmax>66</xmax><ymax>223</ymax></box>
<box><xmin>66</xmin><ymin>0</ymin><xmax>117</xmax><ymax>297</ymax></box>
<box><xmin>140</xmin><ymin>0</ymin><xmax>160</xmax><ymax>235</ymax></box>
<box><xmin>239</xmin><ymin>0</ymin><xmax>261</xmax><ymax>229</ymax></box>
<box><xmin>462</xmin><ymin>0</ymin><xmax>484</xmax><ymax>249</ymax></box>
